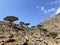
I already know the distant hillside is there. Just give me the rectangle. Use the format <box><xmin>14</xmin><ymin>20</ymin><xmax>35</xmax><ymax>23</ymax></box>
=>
<box><xmin>39</xmin><ymin>13</ymin><xmax>60</xmax><ymax>32</ymax></box>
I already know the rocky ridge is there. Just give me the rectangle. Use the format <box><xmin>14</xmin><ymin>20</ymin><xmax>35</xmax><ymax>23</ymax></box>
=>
<box><xmin>0</xmin><ymin>14</ymin><xmax>60</xmax><ymax>45</ymax></box>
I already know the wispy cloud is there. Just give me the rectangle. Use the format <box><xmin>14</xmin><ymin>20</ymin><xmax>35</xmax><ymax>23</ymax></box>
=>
<box><xmin>50</xmin><ymin>0</ymin><xmax>60</xmax><ymax>5</ymax></box>
<box><xmin>41</xmin><ymin>7</ymin><xmax>56</xmax><ymax>14</ymax></box>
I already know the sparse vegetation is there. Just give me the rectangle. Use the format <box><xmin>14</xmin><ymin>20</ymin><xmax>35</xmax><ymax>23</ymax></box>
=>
<box><xmin>41</xmin><ymin>29</ymin><xmax>48</xmax><ymax>34</ymax></box>
<box><xmin>31</xmin><ymin>26</ymin><xmax>35</xmax><ymax>28</ymax></box>
<box><xmin>3</xmin><ymin>16</ymin><xmax>18</xmax><ymax>28</ymax></box>
<box><xmin>37</xmin><ymin>25</ymin><xmax>43</xmax><ymax>28</ymax></box>
<box><xmin>3</xmin><ymin>16</ymin><xmax>18</xmax><ymax>22</ymax></box>
<box><xmin>19</xmin><ymin>22</ymin><xmax>25</xmax><ymax>27</ymax></box>
<box><xmin>25</xmin><ymin>23</ymin><xmax>30</xmax><ymax>27</ymax></box>
<box><xmin>49</xmin><ymin>32</ymin><xmax>58</xmax><ymax>39</ymax></box>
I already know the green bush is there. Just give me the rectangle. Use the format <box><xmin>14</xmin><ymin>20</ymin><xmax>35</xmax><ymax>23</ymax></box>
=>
<box><xmin>49</xmin><ymin>32</ymin><xmax>58</xmax><ymax>39</ymax></box>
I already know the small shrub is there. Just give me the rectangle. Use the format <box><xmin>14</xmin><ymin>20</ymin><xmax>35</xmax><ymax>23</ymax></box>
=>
<box><xmin>42</xmin><ymin>29</ymin><xmax>48</xmax><ymax>33</ymax></box>
<box><xmin>49</xmin><ymin>32</ymin><xmax>58</xmax><ymax>39</ymax></box>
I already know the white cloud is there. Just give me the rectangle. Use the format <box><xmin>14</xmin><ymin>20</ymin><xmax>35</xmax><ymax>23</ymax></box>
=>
<box><xmin>41</xmin><ymin>7</ymin><xmax>47</xmax><ymax>13</ymax></box>
<box><xmin>41</xmin><ymin>7</ymin><xmax>44</xmax><ymax>11</ymax></box>
<box><xmin>41</xmin><ymin>7</ymin><xmax>56</xmax><ymax>14</ymax></box>
<box><xmin>55</xmin><ymin>7</ymin><xmax>60</xmax><ymax>14</ymax></box>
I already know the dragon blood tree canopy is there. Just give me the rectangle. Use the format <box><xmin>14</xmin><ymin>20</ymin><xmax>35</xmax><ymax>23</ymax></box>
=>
<box><xmin>3</xmin><ymin>16</ymin><xmax>18</xmax><ymax>22</ymax></box>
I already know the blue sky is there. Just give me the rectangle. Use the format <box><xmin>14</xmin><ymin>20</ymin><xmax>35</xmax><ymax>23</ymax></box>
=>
<box><xmin>0</xmin><ymin>0</ymin><xmax>60</xmax><ymax>26</ymax></box>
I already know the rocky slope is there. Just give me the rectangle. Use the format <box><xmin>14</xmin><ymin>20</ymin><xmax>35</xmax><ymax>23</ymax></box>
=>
<box><xmin>0</xmin><ymin>13</ymin><xmax>60</xmax><ymax>45</ymax></box>
<box><xmin>40</xmin><ymin>13</ymin><xmax>60</xmax><ymax>32</ymax></box>
<box><xmin>0</xmin><ymin>26</ymin><xmax>60</xmax><ymax>45</ymax></box>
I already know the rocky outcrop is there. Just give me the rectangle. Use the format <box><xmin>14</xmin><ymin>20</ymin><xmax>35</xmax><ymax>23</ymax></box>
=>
<box><xmin>0</xmin><ymin>26</ymin><xmax>60</xmax><ymax>45</ymax></box>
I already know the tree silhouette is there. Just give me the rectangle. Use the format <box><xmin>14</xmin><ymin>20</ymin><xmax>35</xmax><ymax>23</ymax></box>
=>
<box><xmin>4</xmin><ymin>16</ymin><xmax>18</xmax><ymax>22</ymax></box>
<box><xmin>3</xmin><ymin>16</ymin><xmax>18</xmax><ymax>28</ymax></box>
<box><xmin>19</xmin><ymin>22</ymin><xmax>25</xmax><ymax>27</ymax></box>
<box><xmin>41</xmin><ymin>29</ymin><xmax>48</xmax><ymax>34</ymax></box>
<box><xmin>37</xmin><ymin>24</ymin><xmax>43</xmax><ymax>36</ymax></box>
<box><xmin>25</xmin><ymin>23</ymin><xmax>30</xmax><ymax>27</ymax></box>
<box><xmin>37</xmin><ymin>25</ymin><xmax>43</xmax><ymax>28</ymax></box>
<box><xmin>31</xmin><ymin>26</ymin><xmax>35</xmax><ymax>28</ymax></box>
<box><xmin>25</xmin><ymin>23</ymin><xmax>30</xmax><ymax>30</ymax></box>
